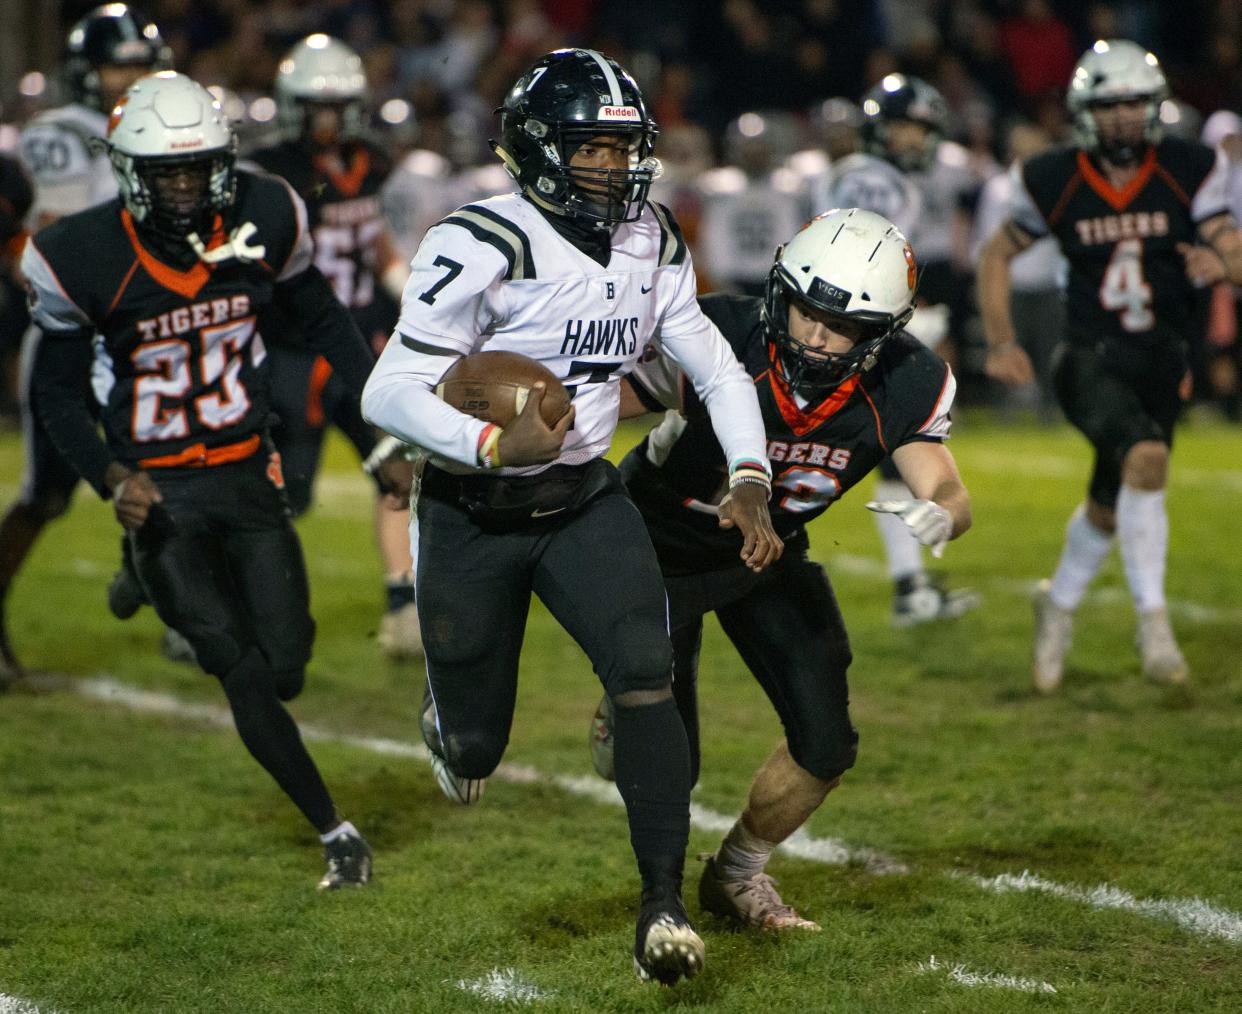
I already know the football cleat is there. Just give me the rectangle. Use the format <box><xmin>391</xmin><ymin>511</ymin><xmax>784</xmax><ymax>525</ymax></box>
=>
<box><xmin>1137</xmin><ymin>607</ymin><xmax>1188</xmax><ymax>686</ymax></box>
<box><xmin>378</xmin><ymin>601</ymin><xmax>423</xmax><ymax>660</ymax></box>
<box><xmin>1032</xmin><ymin>579</ymin><xmax>1074</xmax><ymax>694</ymax></box>
<box><xmin>160</xmin><ymin>628</ymin><xmax>198</xmax><ymax>667</ymax></box>
<box><xmin>421</xmin><ymin>684</ymin><xmax>485</xmax><ymax>804</ymax></box>
<box><xmin>634</xmin><ymin>887</ymin><xmax>704</xmax><ymax>986</ymax></box>
<box><xmin>588</xmin><ymin>693</ymin><xmax>615</xmax><ymax>780</ymax></box>
<box><xmin>317</xmin><ymin>830</ymin><xmax>373</xmax><ymax>890</ymax></box>
<box><xmin>698</xmin><ymin>853</ymin><xmax>820</xmax><ymax>931</ymax></box>
<box><xmin>891</xmin><ymin>573</ymin><xmax>980</xmax><ymax>628</ymax></box>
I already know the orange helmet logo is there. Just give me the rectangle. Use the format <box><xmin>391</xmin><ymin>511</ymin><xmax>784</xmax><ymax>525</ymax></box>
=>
<box><xmin>106</xmin><ymin>95</ymin><xmax>130</xmax><ymax>137</ymax></box>
<box><xmin>903</xmin><ymin>242</ymin><xmax>917</xmax><ymax>291</ymax></box>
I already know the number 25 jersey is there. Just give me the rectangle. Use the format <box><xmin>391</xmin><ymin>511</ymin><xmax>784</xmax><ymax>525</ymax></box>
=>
<box><xmin>22</xmin><ymin>171</ymin><xmax>313</xmax><ymax>466</ymax></box>
<box><xmin>1010</xmin><ymin>137</ymin><xmax>1230</xmax><ymax>352</ymax></box>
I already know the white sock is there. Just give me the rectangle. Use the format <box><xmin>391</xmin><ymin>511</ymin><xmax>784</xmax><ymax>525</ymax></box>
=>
<box><xmin>319</xmin><ymin>820</ymin><xmax>358</xmax><ymax>844</ymax></box>
<box><xmin>1048</xmin><ymin>504</ymin><xmax>1113</xmax><ymax>610</ymax></box>
<box><xmin>1116</xmin><ymin>485</ymin><xmax>1168</xmax><ymax>613</ymax></box>
<box><xmin>873</xmin><ymin>479</ymin><xmax>923</xmax><ymax>580</ymax></box>
<box><xmin>714</xmin><ymin>818</ymin><xmax>777</xmax><ymax>883</ymax></box>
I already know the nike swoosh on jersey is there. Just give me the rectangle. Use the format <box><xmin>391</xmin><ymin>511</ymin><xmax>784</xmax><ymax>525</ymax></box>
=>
<box><xmin>531</xmin><ymin>506</ymin><xmax>568</xmax><ymax>518</ymax></box>
<box><xmin>640</xmin><ymin>284</ymin><xmax>653</xmax><ymax>293</ymax></box>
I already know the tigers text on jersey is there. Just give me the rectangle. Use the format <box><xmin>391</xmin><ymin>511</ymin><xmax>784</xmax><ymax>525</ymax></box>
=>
<box><xmin>625</xmin><ymin>293</ymin><xmax>954</xmax><ymax>576</ymax></box>
<box><xmin>1010</xmin><ymin>138</ymin><xmax>1230</xmax><ymax>351</ymax></box>
<box><xmin>248</xmin><ymin>139</ymin><xmax>391</xmax><ymax>310</ymax></box>
<box><xmin>363</xmin><ymin>194</ymin><xmax>770</xmax><ymax>477</ymax></box>
<box><xmin>22</xmin><ymin>171</ymin><xmax>312</xmax><ymax>470</ymax></box>
<box><xmin>18</xmin><ymin>103</ymin><xmax>116</xmax><ymax>223</ymax></box>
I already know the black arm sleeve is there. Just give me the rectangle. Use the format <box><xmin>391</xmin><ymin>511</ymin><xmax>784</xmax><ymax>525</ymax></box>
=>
<box><xmin>32</xmin><ymin>329</ymin><xmax>115</xmax><ymax>497</ymax></box>
<box><xmin>272</xmin><ymin>264</ymin><xmax>375</xmax><ymax>395</ymax></box>
<box><xmin>272</xmin><ymin>264</ymin><xmax>378</xmax><ymax>457</ymax></box>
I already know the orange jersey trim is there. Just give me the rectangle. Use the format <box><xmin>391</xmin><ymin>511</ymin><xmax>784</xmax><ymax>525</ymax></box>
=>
<box><xmin>766</xmin><ymin>344</ymin><xmax>862</xmax><ymax>437</ymax></box>
<box><xmin>313</xmin><ymin>148</ymin><xmax>370</xmax><ymax>199</ymax></box>
<box><xmin>1076</xmin><ymin>148</ymin><xmax>1158</xmax><ymax>213</ymax></box>
<box><xmin>138</xmin><ymin>433</ymin><xmax>261</xmax><ymax>469</ymax></box>
<box><xmin>121</xmin><ymin>210</ymin><xmax>219</xmax><ymax>300</ymax></box>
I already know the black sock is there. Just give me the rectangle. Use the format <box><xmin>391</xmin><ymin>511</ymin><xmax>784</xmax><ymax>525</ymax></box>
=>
<box><xmin>612</xmin><ymin>696</ymin><xmax>690</xmax><ymax>891</ymax></box>
<box><xmin>219</xmin><ymin>649</ymin><xmax>337</xmax><ymax>831</ymax></box>
<box><xmin>385</xmin><ymin>577</ymin><xmax>416</xmax><ymax>613</ymax></box>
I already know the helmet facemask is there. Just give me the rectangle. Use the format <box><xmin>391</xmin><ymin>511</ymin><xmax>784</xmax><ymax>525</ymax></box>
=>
<box><xmin>112</xmin><ymin>147</ymin><xmax>236</xmax><ymax>244</ymax></box>
<box><xmin>1082</xmin><ymin>96</ymin><xmax>1161</xmax><ymax>165</ymax></box>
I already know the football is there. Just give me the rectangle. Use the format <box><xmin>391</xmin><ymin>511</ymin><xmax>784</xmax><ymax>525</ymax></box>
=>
<box><xmin>435</xmin><ymin>350</ymin><xmax>572</xmax><ymax>427</ymax></box>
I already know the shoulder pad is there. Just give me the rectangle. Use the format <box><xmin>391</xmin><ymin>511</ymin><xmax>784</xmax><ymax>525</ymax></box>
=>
<box><xmin>647</xmin><ymin>202</ymin><xmax>687</xmax><ymax>266</ymax></box>
<box><xmin>440</xmin><ymin>203</ymin><xmax>536</xmax><ymax>280</ymax></box>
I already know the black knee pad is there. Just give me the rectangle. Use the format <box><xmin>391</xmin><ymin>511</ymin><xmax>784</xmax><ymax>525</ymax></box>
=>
<box><xmin>218</xmin><ymin>648</ymin><xmax>278</xmax><ymax>701</ymax></box>
<box><xmin>600</xmin><ymin>631</ymin><xmax>673</xmax><ymax>698</ymax></box>
<box><xmin>789</xmin><ymin>724</ymin><xmax>859</xmax><ymax>782</ymax></box>
<box><xmin>273</xmin><ymin>668</ymin><xmax>305</xmax><ymax>702</ymax></box>
<box><xmin>440</xmin><ymin>727</ymin><xmax>506</xmax><ymax>780</ymax></box>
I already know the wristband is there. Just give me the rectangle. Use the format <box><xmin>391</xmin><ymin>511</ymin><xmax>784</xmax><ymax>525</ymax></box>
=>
<box><xmin>477</xmin><ymin>424</ymin><xmax>502</xmax><ymax>468</ymax></box>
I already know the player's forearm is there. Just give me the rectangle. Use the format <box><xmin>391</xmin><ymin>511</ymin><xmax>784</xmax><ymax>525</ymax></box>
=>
<box><xmin>931</xmin><ymin>479</ymin><xmax>972</xmax><ymax>539</ymax></box>
<box><xmin>361</xmin><ymin>339</ymin><xmax>489</xmax><ymax>468</ymax></box>
<box><xmin>274</xmin><ymin>265</ymin><xmax>376</xmax><ymax>395</ymax></box>
<box><xmin>1212</xmin><ymin>228</ymin><xmax>1242</xmax><ymax>287</ymax></box>
<box><xmin>976</xmin><ymin>230</ymin><xmax>1019</xmax><ymax>349</ymax></box>
<box><xmin>31</xmin><ymin>335</ymin><xmax>116</xmax><ymax>497</ymax></box>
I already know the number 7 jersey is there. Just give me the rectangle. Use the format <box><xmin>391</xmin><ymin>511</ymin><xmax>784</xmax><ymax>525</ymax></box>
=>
<box><xmin>22</xmin><ymin>170</ymin><xmax>312</xmax><ymax>464</ymax></box>
<box><xmin>1010</xmin><ymin>137</ymin><xmax>1230</xmax><ymax>352</ymax></box>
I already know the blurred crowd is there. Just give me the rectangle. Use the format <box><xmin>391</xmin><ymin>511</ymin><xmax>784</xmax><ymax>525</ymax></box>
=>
<box><xmin>2</xmin><ymin>0</ymin><xmax>1242</xmax><ymax>421</ymax></box>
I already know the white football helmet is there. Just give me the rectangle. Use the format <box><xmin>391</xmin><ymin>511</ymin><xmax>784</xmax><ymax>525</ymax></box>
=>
<box><xmin>106</xmin><ymin>71</ymin><xmax>236</xmax><ymax>240</ymax></box>
<box><xmin>275</xmin><ymin>34</ymin><xmax>368</xmax><ymax>144</ymax></box>
<box><xmin>1068</xmin><ymin>40</ymin><xmax>1168</xmax><ymax>162</ymax></box>
<box><xmin>763</xmin><ymin>207</ymin><xmax>917</xmax><ymax>391</ymax></box>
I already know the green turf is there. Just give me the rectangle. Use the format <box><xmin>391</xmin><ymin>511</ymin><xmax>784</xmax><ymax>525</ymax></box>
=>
<box><xmin>1</xmin><ymin>415</ymin><xmax>1241</xmax><ymax>1012</ymax></box>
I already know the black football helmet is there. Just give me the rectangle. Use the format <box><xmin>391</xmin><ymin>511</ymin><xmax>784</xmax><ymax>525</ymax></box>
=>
<box><xmin>64</xmin><ymin>4</ymin><xmax>171</xmax><ymax>111</ymax></box>
<box><xmin>492</xmin><ymin>48</ymin><xmax>660</xmax><ymax>228</ymax></box>
<box><xmin>860</xmin><ymin>74</ymin><xmax>948</xmax><ymax>172</ymax></box>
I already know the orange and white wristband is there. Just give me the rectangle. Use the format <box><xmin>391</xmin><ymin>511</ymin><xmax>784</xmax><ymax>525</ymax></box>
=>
<box><xmin>477</xmin><ymin>424</ymin><xmax>503</xmax><ymax>468</ymax></box>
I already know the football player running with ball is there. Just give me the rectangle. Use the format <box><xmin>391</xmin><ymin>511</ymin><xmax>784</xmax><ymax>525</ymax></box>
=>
<box><xmin>978</xmin><ymin>40</ymin><xmax>1242</xmax><ymax>692</ymax></box>
<box><xmin>362</xmin><ymin>48</ymin><xmax>782</xmax><ymax>985</ymax></box>
<box><xmin>589</xmin><ymin>207</ymin><xmax>971</xmax><ymax>931</ymax></box>
<box><xmin>25</xmin><ymin>73</ymin><xmax>378</xmax><ymax>889</ymax></box>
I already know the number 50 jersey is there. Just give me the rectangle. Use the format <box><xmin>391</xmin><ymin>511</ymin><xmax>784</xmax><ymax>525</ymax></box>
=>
<box><xmin>1010</xmin><ymin>137</ymin><xmax>1230</xmax><ymax>354</ymax></box>
<box><xmin>624</xmin><ymin>293</ymin><xmax>955</xmax><ymax>576</ymax></box>
<box><xmin>22</xmin><ymin>171</ymin><xmax>313</xmax><ymax>467</ymax></box>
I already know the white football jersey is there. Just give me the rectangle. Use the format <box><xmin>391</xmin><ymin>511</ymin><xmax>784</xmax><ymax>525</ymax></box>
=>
<box><xmin>822</xmin><ymin>152</ymin><xmax>923</xmax><ymax>243</ymax></box>
<box><xmin>18</xmin><ymin>103</ymin><xmax>115</xmax><ymax>224</ymax></box>
<box><xmin>381</xmin><ymin>148</ymin><xmax>467</xmax><ymax>263</ymax></box>
<box><xmin>363</xmin><ymin>193</ymin><xmax>769</xmax><ymax>478</ymax></box>
<box><xmin>696</xmin><ymin>167</ymin><xmax>806</xmax><ymax>290</ymax></box>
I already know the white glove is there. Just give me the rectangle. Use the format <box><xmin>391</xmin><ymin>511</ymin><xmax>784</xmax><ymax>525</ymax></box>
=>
<box><xmin>866</xmin><ymin>499</ymin><xmax>953</xmax><ymax>557</ymax></box>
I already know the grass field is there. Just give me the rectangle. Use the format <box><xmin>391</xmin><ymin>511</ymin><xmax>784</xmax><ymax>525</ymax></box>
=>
<box><xmin>2</xmin><ymin>414</ymin><xmax>1241</xmax><ymax>1013</ymax></box>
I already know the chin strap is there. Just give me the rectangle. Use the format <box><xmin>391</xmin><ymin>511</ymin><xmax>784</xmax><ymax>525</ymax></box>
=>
<box><xmin>186</xmin><ymin>221</ymin><xmax>266</xmax><ymax>265</ymax></box>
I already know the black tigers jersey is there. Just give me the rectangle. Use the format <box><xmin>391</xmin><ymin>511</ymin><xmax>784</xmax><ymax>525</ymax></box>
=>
<box><xmin>624</xmin><ymin>293</ymin><xmax>954</xmax><ymax>575</ymax></box>
<box><xmin>1012</xmin><ymin>138</ymin><xmax>1230</xmax><ymax>354</ymax></box>
<box><xmin>23</xmin><ymin>170</ymin><xmax>312</xmax><ymax>472</ymax></box>
<box><xmin>248</xmin><ymin>139</ymin><xmax>392</xmax><ymax>313</ymax></box>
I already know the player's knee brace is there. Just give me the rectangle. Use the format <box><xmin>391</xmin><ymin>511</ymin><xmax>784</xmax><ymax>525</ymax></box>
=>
<box><xmin>273</xmin><ymin>668</ymin><xmax>305</xmax><ymax>702</ymax></box>
<box><xmin>600</xmin><ymin>633</ymin><xmax>673</xmax><ymax>698</ymax></box>
<box><xmin>439</xmin><ymin>727</ymin><xmax>506</xmax><ymax>780</ymax></box>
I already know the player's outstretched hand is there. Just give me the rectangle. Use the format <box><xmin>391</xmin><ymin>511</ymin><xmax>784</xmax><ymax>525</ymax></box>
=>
<box><xmin>718</xmin><ymin>483</ymin><xmax>783</xmax><ymax>572</ymax></box>
<box><xmin>112</xmin><ymin>470</ymin><xmax>164</xmax><ymax>531</ymax></box>
<box><xmin>984</xmin><ymin>342</ymin><xmax>1035</xmax><ymax>387</ymax></box>
<box><xmin>497</xmin><ymin>382</ymin><xmax>576</xmax><ymax>467</ymax></box>
<box><xmin>866</xmin><ymin>499</ymin><xmax>952</xmax><ymax>558</ymax></box>
<box><xmin>1177</xmin><ymin>241</ymin><xmax>1226</xmax><ymax>287</ymax></box>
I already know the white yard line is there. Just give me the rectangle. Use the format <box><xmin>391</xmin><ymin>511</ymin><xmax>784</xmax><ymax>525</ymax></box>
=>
<box><xmin>0</xmin><ymin>996</ymin><xmax>56</xmax><ymax>1014</ymax></box>
<box><xmin>454</xmin><ymin>968</ymin><xmax>551</xmax><ymax>1004</ymax></box>
<box><xmin>914</xmin><ymin>955</ymin><xmax>1057</xmax><ymax>994</ymax></box>
<box><xmin>71</xmin><ymin>676</ymin><xmax>1242</xmax><ymax>947</ymax></box>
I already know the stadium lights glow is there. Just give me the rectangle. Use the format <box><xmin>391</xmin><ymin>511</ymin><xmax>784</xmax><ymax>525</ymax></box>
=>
<box><xmin>249</xmin><ymin>96</ymin><xmax>277</xmax><ymax>122</ymax></box>
<box><xmin>882</xmin><ymin>74</ymin><xmax>903</xmax><ymax>92</ymax></box>
<box><xmin>737</xmin><ymin>112</ymin><xmax>764</xmax><ymax>138</ymax></box>
<box><xmin>306</xmin><ymin>34</ymin><xmax>330</xmax><ymax>49</ymax></box>
<box><xmin>380</xmin><ymin>98</ymin><xmax>411</xmax><ymax>125</ymax></box>
<box><xmin>18</xmin><ymin>72</ymin><xmax>45</xmax><ymax>98</ymax></box>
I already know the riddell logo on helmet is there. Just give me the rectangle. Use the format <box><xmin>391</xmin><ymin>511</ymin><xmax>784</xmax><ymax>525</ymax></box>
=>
<box><xmin>169</xmin><ymin>139</ymin><xmax>205</xmax><ymax>149</ymax></box>
<box><xmin>598</xmin><ymin>106</ymin><xmax>640</xmax><ymax>120</ymax></box>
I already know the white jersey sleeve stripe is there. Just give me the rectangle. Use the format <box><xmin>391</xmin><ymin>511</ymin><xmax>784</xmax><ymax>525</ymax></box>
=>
<box><xmin>443</xmin><ymin>206</ymin><xmax>535</xmax><ymax>280</ymax></box>
<box><xmin>916</xmin><ymin>363</ymin><xmax>955</xmax><ymax>440</ymax></box>
<box><xmin>21</xmin><ymin>240</ymin><xmax>92</xmax><ymax>332</ymax></box>
<box><xmin>273</xmin><ymin>176</ymin><xmax>313</xmax><ymax>281</ymax></box>
<box><xmin>1191</xmin><ymin>144</ymin><xmax>1232</xmax><ymax>224</ymax></box>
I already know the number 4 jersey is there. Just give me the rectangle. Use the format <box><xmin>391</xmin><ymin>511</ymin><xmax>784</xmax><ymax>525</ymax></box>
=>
<box><xmin>22</xmin><ymin>171</ymin><xmax>314</xmax><ymax>475</ymax></box>
<box><xmin>623</xmin><ymin>293</ymin><xmax>955</xmax><ymax>576</ymax></box>
<box><xmin>1010</xmin><ymin>137</ymin><xmax>1230</xmax><ymax>354</ymax></box>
